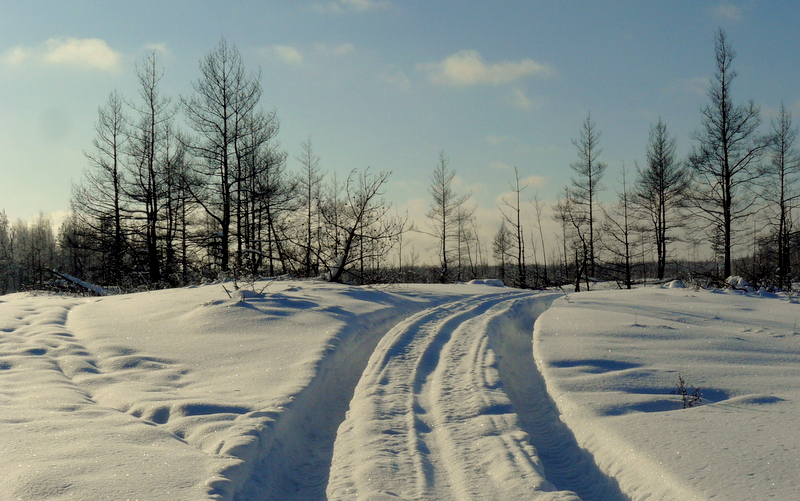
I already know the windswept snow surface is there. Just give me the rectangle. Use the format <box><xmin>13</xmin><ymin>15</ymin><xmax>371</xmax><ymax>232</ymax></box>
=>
<box><xmin>535</xmin><ymin>286</ymin><xmax>800</xmax><ymax>501</ymax></box>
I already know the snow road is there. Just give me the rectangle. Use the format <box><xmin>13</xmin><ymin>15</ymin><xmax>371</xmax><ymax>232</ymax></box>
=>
<box><xmin>326</xmin><ymin>291</ymin><xmax>623</xmax><ymax>501</ymax></box>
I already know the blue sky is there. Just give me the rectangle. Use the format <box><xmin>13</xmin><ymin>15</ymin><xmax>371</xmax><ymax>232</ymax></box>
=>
<box><xmin>2</xmin><ymin>1</ymin><xmax>799</xmax><ymax>261</ymax></box>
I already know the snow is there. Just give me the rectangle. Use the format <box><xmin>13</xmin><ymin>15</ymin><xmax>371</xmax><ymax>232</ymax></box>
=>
<box><xmin>1</xmin><ymin>280</ymin><xmax>799</xmax><ymax>500</ymax></box>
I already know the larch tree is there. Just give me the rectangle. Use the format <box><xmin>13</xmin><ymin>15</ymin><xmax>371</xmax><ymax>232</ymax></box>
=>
<box><xmin>427</xmin><ymin>151</ymin><xmax>471</xmax><ymax>283</ymax></box>
<box><xmin>569</xmin><ymin>113</ymin><xmax>607</xmax><ymax>277</ymax></box>
<box><xmin>183</xmin><ymin>38</ymin><xmax>262</xmax><ymax>273</ymax></box>
<box><xmin>72</xmin><ymin>90</ymin><xmax>129</xmax><ymax>283</ymax></box>
<box><xmin>296</xmin><ymin>136</ymin><xmax>325</xmax><ymax>277</ymax></box>
<box><xmin>634</xmin><ymin>119</ymin><xmax>690</xmax><ymax>280</ymax></box>
<box><xmin>687</xmin><ymin>28</ymin><xmax>768</xmax><ymax>279</ymax></box>
<box><xmin>499</xmin><ymin>166</ymin><xmax>528</xmax><ymax>288</ymax></box>
<box><xmin>760</xmin><ymin>103</ymin><xmax>800</xmax><ymax>288</ymax></box>
<box><xmin>126</xmin><ymin>51</ymin><xmax>175</xmax><ymax>283</ymax></box>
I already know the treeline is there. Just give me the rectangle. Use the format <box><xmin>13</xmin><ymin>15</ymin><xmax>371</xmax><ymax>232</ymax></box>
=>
<box><xmin>3</xmin><ymin>30</ymin><xmax>800</xmax><ymax>294</ymax></box>
<box><xmin>53</xmin><ymin>39</ymin><xmax>413</xmax><ymax>291</ymax></box>
<box><xmin>490</xmin><ymin>29</ymin><xmax>800</xmax><ymax>291</ymax></box>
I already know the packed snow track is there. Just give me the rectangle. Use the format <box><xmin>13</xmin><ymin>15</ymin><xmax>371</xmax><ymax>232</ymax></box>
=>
<box><xmin>325</xmin><ymin>291</ymin><xmax>625</xmax><ymax>501</ymax></box>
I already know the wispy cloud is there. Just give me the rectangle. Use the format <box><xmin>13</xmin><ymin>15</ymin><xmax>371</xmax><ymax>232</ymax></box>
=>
<box><xmin>262</xmin><ymin>43</ymin><xmax>354</xmax><ymax>66</ymax></box>
<box><xmin>267</xmin><ymin>45</ymin><xmax>305</xmax><ymax>65</ymax></box>
<box><xmin>143</xmin><ymin>43</ymin><xmax>171</xmax><ymax>58</ymax></box>
<box><xmin>713</xmin><ymin>2</ymin><xmax>743</xmax><ymax>22</ymax></box>
<box><xmin>2</xmin><ymin>37</ymin><xmax>122</xmax><ymax>72</ymax></box>
<box><xmin>311</xmin><ymin>0</ymin><xmax>390</xmax><ymax>14</ymax></box>
<box><xmin>378</xmin><ymin>66</ymin><xmax>411</xmax><ymax>91</ymax></box>
<box><xmin>418</xmin><ymin>50</ymin><xmax>554</xmax><ymax>87</ymax></box>
<box><xmin>504</xmin><ymin>87</ymin><xmax>542</xmax><ymax>111</ymax></box>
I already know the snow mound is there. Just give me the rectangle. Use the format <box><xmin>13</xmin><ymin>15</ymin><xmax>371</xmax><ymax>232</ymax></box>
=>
<box><xmin>467</xmin><ymin>278</ymin><xmax>505</xmax><ymax>287</ymax></box>
<box><xmin>665</xmin><ymin>279</ymin><xmax>685</xmax><ymax>288</ymax></box>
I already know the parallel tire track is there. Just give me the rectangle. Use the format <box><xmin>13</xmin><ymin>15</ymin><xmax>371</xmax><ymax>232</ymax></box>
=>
<box><xmin>327</xmin><ymin>291</ymin><xmax>588</xmax><ymax>500</ymax></box>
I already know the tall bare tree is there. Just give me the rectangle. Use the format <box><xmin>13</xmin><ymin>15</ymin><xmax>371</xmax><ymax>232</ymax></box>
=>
<box><xmin>296</xmin><ymin>136</ymin><xmax>325</xmax><ymax>276</ymax></box>
<box><xmin>127</xmin><ymin>51</ymin><xmax>175</xmax><ymax>283</ymax></box>
<box><xmin>634</xmin><ymin>119</ymin><xmax>690</xmax><ymax>280</ymax></box>
<box><xmin>72</xmin><ymin>90</ymin><xmax>129</xmax><ymax>283</ymax></box>
<box><xmin>183</xmin><ymin>38</ymin><xmax>262</xmax><ymax>273</ymax></box>
<box><xmin>427</xmin><ymin>151</ymin><xmax>471</xmax><ymax>283</ymax></box>
<box><xmin>570</xmin><ymin>113</ymin><xmax>607</xmax><ymax>277</ymax></box>
<box><xmin>760</xmin><ymin>103</ymin><xmax>800</xmax><ymax>288</ymax></box>
<box><xmin>499</xmin><ymin>166</ymin><xmax>528</xmax><ymax>288</ymax></box>
<box><xmin>688</xmin><ymin>29</ymin><xmax>767</xmax><ymax>278</ymax></box>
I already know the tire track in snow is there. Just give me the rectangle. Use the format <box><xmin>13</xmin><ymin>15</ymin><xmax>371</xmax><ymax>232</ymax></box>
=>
<box><xmin>327</xmin><ymin>291</ymin><xmax>588</xmax><ymax>500</ymax></box>
<box><xmin>487</xmin><ymin>294</ymin><xmax>629</xmax><ymax>501</ymax></box>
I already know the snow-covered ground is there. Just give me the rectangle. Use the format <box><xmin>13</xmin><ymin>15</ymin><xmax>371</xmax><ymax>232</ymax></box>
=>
<box><xmin>1</xmin><ymin>280</ymin><xmax>798</xmax><ymax>500</ymax></box>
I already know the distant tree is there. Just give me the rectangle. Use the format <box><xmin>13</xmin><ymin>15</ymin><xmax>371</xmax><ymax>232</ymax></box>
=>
<box><xmin>72</xmin><ymin>90</ymin><xmax>129</xmax><ymax>284</ymax></box>
<box><xmin>183</xmin><ymin>38</ymin><xmax>262</xmax><ymax>274</ymax></box>
<box><xmin>531</xmin><ymin>192</ymin><xmax>549</xmax><ymax>286</ymax></box>
<box><xmin>126</xmin><ymin>51</ymin><xmax>175</xmax><ymax>283</ymax></box>
<box><xmin>634</xmin><ymin>119</ymin><xmax>690</xmax><ymax>280</ymax></box>
<box><xmin>499</xmin><ymin>167</ymin><xmax>528</xmax><ymax>288</ymax></box>
<box><xmin>427</xmin><ymin>151</ymin><xmax>471</xmax><ymax>283</ymax></box>
<box><xmin>295</xmin><ymin>136</ymin><xmax>325</xmax><ymax>276</ymax></box>
<box><xmin>0</xmin><ymin>210</ymin><xmax>12</xmax><ymax>293</ymax></box>
<box><xmin>603</xmin><ymin>165</ymin><xmax>638</xmax><ymax>289</ymax></box>
<box><xmin>320</xmin><ymin>168</ymin><xmax>402</xmax><ymax>283</ymax></box>
<box><xmin>760</xmin><ymin>103</ymin><xmax>800</xmax><ymax>288</ymax></box>
<box><xmin>687</xmin><ymin>29</ymin><xmax>768</xmax><ymax>278</ymax></box>
<box><xmin>570</xmin><ymin>113</ymin><xmax>607</xmax><ymax>277</ymax></box>
<box><xmin>554</xmin><ymin>188</ymin><xmax>590</xmax><ymax>291</ymax></box>
<box><xmin>10</xmin><ymin>214</ymin><xmax>57</xmax><ymax>289</ymax></box>
<box><xmin>492</xmin><ymin>222</ymin><xmax>512</xmax><ymax>284</ymax></box>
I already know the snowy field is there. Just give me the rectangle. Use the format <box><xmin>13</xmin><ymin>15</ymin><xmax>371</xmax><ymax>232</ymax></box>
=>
<box><xmin>1</xmin><ymin>280</ymin><xmax>798</xmax><ymax>500</ymax></box>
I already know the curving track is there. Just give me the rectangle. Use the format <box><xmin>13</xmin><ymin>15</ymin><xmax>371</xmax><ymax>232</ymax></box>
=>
<box><xmin>325</xmin><ymin>291</ymin><xmax>625</xmax><ymax>501</ymax></box>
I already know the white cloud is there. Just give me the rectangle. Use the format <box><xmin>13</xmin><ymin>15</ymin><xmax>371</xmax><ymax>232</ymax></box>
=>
<box><xmin>714</xmin><ymin>2</ymin><xmax>743</xmax><ymax>22</ymax></box>
<box><xmin>379</xmin><ymin>66</ymin><xmax>411</xmax><ymax>91</ymax></box>
<box><xmin>1</xmin><ymin>46</ymin><xmax>34</xmax><ymax>65</ymax></box>
<box><xmin>263</xmin><ymin>43</ymin><xmax>356</xmax><ymax>67</ymax></box>
<box><xmin>268</xmin><ymin>44</ymin><xmax>304</xmax><ymax>65</ymax></box>
<box><xmin>42</xmin><ymin>38</ymin><xmax>121</xmax><ymax>71</ymax></box>
<box><xmin>2</xmin><ymin>37</ymin><xmax>122</xmax><ymax>72</ymax></box>
<box><xmin>418</xmin><ymin>50</ymin><xmax>554</xmax><ymax>87</ymax></box>
<box><xmin>312</xmin><ymin>42</ymin><xmax>354</xmax><ymax>57</ymax></box>
<box><xmin>312</xmin><ymin>0</ymin><xmax>390</xmax><ymax>14</ymax></box>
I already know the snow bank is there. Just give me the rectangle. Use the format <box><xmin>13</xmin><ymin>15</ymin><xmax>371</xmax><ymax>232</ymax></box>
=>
<box><xmin>0</xmin><ymin>282</ymin><xmax>507</xmax><ymax>500</ymax></box>
<box><xmin>535</xmin><ymin>287</ymin><xmax>800</xmax><ymax>500</ymax></box>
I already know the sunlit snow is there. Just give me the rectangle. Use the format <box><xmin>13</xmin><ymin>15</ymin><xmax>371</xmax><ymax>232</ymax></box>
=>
<box><xmin>1</xmin><ymin>280</ymin><xmax>798</xmax><ymax>500</ymax></box>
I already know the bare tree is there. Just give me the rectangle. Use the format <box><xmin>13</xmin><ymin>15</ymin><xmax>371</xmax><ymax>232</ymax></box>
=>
<box><xmin>531</xmin><ymin>192</ymin><xmax>549</xmax><ymax>286</ymax></box>
<box><xmin>426</xmin><ymin>151</ymin><xmax>471</xmax><ymax>283</ymax></box>
<box><xmin>183</xmin><ymin>38</ymin><xmax>262</xmax><ymax>273</ymax></box>
<box><xmin>0</xmin><ymin>210</ymin><xmax>12</xmax><ymax>293</ymax></box>
<box><xmin>492</xmin><ymin>222</ymin><xmax>512</xmax><ymax>284</ymax></box>
<box><xmin>634</xmin><ymin>119</ymin><xmax>690</xmax><ymax>280</ymax></box>
<box><xmin>126</xmin><ymin>51</ymin><xmax>175</xmax><ymax>283</ymax></box>
<box><xmin>687</xmin><ymin>29</ymin><xmax>768</xmax><ymax>279</ymax></box>
<box><xmin>603</xmin><ymin>165</ymin><xmax>638</xmax><ymax>288</ymax></box>
<box><xmin>554</xmin><ymin>188</ymin><xmax>590</xmax><ymax>291</ymax></box>
<box><xmin>72</xmin><ymin>90</ymin><xmax>129</xmax><ymax>283</ymax></box>
<box><xmin>570</xmin><ymin>113</ymin><xmax>607</xmax><ymax>277</ymax></box>
<box><xmin>320</xmin><ymin>168</ymin><xmax>402</xmax><ymax>283</ymax></box>
<box><xmin>499</xmin><ymin>166</ymin><xmax>528</xmax><ymax>288</ymax></box>
<box><xmin>296</xmin><ymin>136</ymin><xmax>325</xmax><ymax>276</ymax></box>
<box><xmin>760</xmin><ymin>103</ymin><xmax>800</xmax><ymax>288</ymax></box>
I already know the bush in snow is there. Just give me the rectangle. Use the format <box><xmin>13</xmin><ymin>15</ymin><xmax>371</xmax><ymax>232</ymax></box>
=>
<box><xmin>672</xmin><ymin>372</ymin><xmax>702</xmax><ymax>409</ymax></box>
